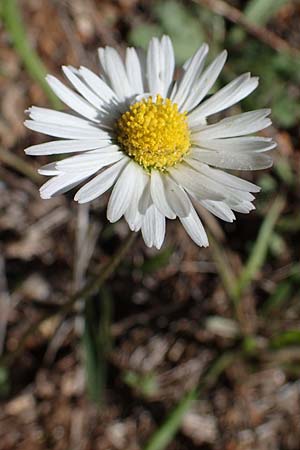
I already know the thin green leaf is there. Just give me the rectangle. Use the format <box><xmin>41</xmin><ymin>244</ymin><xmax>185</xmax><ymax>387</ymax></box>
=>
<box><xmin>82</xmin><ymin>287</ymin><xmax>113</xmax><ymax>405</ymax></box>
<box><xmin>2</xmin><ymin>0</ymin><xmax>61</xmax><ymax>108</ymax></box>
<box><xmin>143</xmin><ymin>352</ymin><xmax>235</xmax><ymax>450</ymax></box>
<box><xmin>271</xmin><ymin>330</ymin><xmax>300</xmax><ymax>349</ymax></box>
<box><xmin>234</xmin><ymin>196</ymin><xmax>285</xmax><ymax>299</ymax></box>
<box><xmin>143</xmin><ymin>388</ymin><xmax>197</xmax><ymax>450</ymax></box>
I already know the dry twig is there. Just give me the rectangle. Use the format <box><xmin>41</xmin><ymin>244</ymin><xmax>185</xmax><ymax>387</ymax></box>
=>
<box><xmin>194</xmin><ymin>0</ymin><xmax>300</xmax><ymax>57</ymax></box>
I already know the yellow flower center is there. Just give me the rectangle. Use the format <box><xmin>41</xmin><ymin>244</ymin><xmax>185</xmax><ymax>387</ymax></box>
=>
<box><xmin>116</xmin><ymin>95</ymin><xmax>190</xmax><ymax>171</ymax></box>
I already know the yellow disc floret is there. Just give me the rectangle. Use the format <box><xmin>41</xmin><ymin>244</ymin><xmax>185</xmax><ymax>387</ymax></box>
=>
<box><xmin>116</xmin><ymin>95</ymin><xmax>190</xmax><ymax>171</ymax></box>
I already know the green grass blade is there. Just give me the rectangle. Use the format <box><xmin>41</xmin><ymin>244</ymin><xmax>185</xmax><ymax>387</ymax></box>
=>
<box><xmin>143</xmin><ymin>388</ymin><xmax>197</xmax><ymax>450</ymax></box>
<box><xmin>82</xmin><ymin>287</ymin><xmax>113</xmax><ymax>405</ymax></box>
<box><xmin>143</xmin><ymin>352</ymin><xmax>235</xmax><ymax>450</ymax></box>
<box><xmin>208</xmin><ymin>233</ymin><xmax>239</xmax><ymax>306</ymax></box>
<box><xmin>234</xmin><ymin>196</ymin><xmax>285</xmax><ymax>300</ymax></box>
<box><xmin>2</xmin><ymin>0</ymin><xmax>61</xmax><ymax>108</ymax></box>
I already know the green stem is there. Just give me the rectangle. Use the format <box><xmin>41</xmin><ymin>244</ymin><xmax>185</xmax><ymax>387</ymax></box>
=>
<box><xmin>1</xmin><ymin>0</ymin><xmax>61</xmax><ymax>108</ymax></box>
<box><xmin>0</xmin><ymin>147</ymin><xmax>42</xmax><ymax>184</ymax></box>
<box><xmin>143</xmin><ymin>352</ymin><xmax>235</xmax><ymax>450</ymax></box>
<box><xmin>234</xmin><ymin>196</ymin><xmax>285</xmax><ymax>299</ymax></box>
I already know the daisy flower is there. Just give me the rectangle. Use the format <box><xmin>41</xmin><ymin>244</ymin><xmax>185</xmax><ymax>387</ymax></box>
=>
<box><xmin>24</xmin><ymin>36</ymin><xmax>275</xmax><ymax>249</ymax></box>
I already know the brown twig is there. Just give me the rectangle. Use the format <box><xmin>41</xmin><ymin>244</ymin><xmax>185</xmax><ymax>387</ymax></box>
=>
<box><xmin>194</xmin><ymin>0</ymin><xmax>300</xmax><ymax>57</ymax></box>
<box><xmin>0</xmin><ymin>231</ymin><xmax>137</xmax><ymax>368</ymax></box>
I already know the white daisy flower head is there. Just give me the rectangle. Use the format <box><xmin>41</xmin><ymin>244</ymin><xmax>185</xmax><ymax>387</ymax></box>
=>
<box><xmin>25</xmin><ymin>36</ymin><xmax>275</xmax><ymax>249</ymax></box>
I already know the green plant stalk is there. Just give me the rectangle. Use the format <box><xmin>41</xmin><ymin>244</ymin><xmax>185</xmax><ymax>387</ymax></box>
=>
<box><xmin>143</xmin><ymin>388</ymin><xmax>197</xmax><ymax>450</ymax></box>
<box><xmin>0</xmin><ymin>147</ymin><xmax>42</xmax><ymax>184</ymax></box>
<box><xmin>234</xmin><ymin>196</ymin><xmax>285</xmax><ymax>300</ymax></box>
<box><xmin>143</xmin><ymin>352</ymin><xmax>235</xmax><ymax>450</ymax></box>
<box><xmin>208</xmin><ymin>232</ymin><xmax>239</xmax><ymax>306</ymax></box>
<box><xmin>83</xmin><ymin>287</ymin><xmax>113</xmax><ymax>405</ymax></box>
<box><xmin>2</xmin><ymin>0</ymin><xmax>61</xmax><ymax>108</ymax></box>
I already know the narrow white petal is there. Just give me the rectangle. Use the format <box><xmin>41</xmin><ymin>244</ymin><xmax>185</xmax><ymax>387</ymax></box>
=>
<box><xmin>150</xmin><ymin>171</ymin><xmax>176</xmax><ymax>219</ymax></box>
<box><xmin>180</xmin><ymin>203</ymin><xmax>208</xmax><ymax>247</ymax></box>
<box><xmin>192</xmin><ymin>110</ymin><xmax>271</xmax><ymax>139</ymax></box>
<box><xmin>40</xmin><ymin>170</ymin><xmax>95</xmax><ymax>199</ymax></box>
<box><xmin>79</xmin><ymin>67</ymin><xmax>118</xmax><ymax>104</ymax></box>
<box><xmin>181</xmin><ymin>50</ymin><xmax>227</xmax><ymax>112</ymax></box>
<box><xmin>74</xmin><ymin>157</ymin><xmax>128</xmax><ymax>204</ymax></box>
<box><xmin>46</xmin><ymin>75</ymin><xmax>99</xmax><ymax>121</ymax></box>
<box><xmin>125</xmin><ymin>165</ymin><xmax>148</xmax><ymax>231</ymax></box>
<box><xmin>38</xmin><ymin>162</ymin><xmax>60</xmax><ymax>176</ymax></box>
<box><xmin>160</xmin><ymin>35</ymin><xmax>175</xmax><ymax>97</ymax></box>
<box><xmin>24</xmin><ymin>120</ymin><xmax>110</xmax><ymax>140</ymax></box>
<box><xmin>147</xmin><ymin>37</ymin><xmax>162</xmax><ymax>96</ymax></box>
<box><xmin>188</xmin><ymin>74</ymin><xmax>259</xmax><ymax>126</ymax></box>
<box><xmin>171</xmin><ymin>44</ymin><xmax>209</xmax><ymax>108</ymax></box>
<box><xmin>62</xmin><ymin>66</ymin><xmax>104</xmax><ymax>109</ymax></box>
<box><xmin>230</xmin><ymin>201</ymin><xmax>255</xmax><ymax>214</ymax></box>
<box><xmin>107</xmin><ymin>161</ymin><xmax>138</xmax><ymax>222</ymax></box>
<box><xmin>101</xmin><ymin>47</ymin><xmax>132</xmax><ymax>100</ymax></box>
<box><xmin>187</xmin><ymin>157</ymin><xmax>261</xmax><ymax>192</ymax></box>
<box><xmin>191</xmin><ymin>136</ymin><xmax>276</xmax><ymax>153</ymax></box>
<box><xmin>189</xmin><ymin>150</ymin><xmax>273</xmax><ymax>170</ymax></box>
<box><xmin>185</xmin><ymin>158</ymin><xmax>258</xmax><ymax>204</ymax></box>
<box><xmin>126</xmin><ymin>48</ymin><xmax>144</xmax><ymax>95</ymax></box>
<box><xmin>27</xmin><ymin>106</ymin><xmax>94</xmax><ymax>127</ymax></box>
<box><xmin>164</xmin><ymin>175</ymin><xmax>191</xmax><ymax>217</ymax></box>
<box><xmin>25</xmin><ymin>139</ymin><xmax>112</xmax><ymax>156</ymax></box>
<box><xmin>56</xmin><ymin>149</ymin><xmax>123</xmax><ymax>172</ymax></box>
<box><xmin>200</xmin><ymin>200</ymin><xmax>235</xmax><ymax>222</ymax></box>
<box><xmin>170</xmin><ymin>164</ymin><xmax>225</xmax><ymax>201</ymax></box>
<box><xmin>142</xmin><ymin>203</ymin><xmax>166</xmax><ymax>249</ymax></box>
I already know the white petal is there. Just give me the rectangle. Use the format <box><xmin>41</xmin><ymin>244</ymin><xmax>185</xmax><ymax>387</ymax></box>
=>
<box><xmin>192</xmin><ymin>110</ymin><xmax>272</xmax><ymax>139</ymax></box>
<box><xmin>74</xmin><ymin>157</ymin><xmax>129</xmax><ymax>204</ymax></box>
<box><xmin>40</xmin><ymin>170</ymin><xmax>95</xmax><ymax>199</ymax></box>
<box><xmin>180</xmin><ymin>203</ymin><xmax>208</xmax><ymax>247</ymax></box>
<box><xmin>78</xmin><ymin>66</ymin><xmax>118</xmax><ymax>104</ymax></box>
<box><xmin>62</xmin><ymin>66</ymin><xmax>104</xmax><ymax>109</ymax></box>
<box><xmin>24</xmin><ymin>120</ymin><xmax>110</xmax><ymax>140</ymax></box>
<box><xmin>189</xmin><ymin>150</ymin><xmax>273</xmax><ymax>170</ymax></box>
<box><xmin>107</xmin><ymin>161</ymin><xmax>138</xmax><ymax>222</ymax></box>
<box><xmin>147</xmin><ymin>35</ymin><xmax>175</xmax><ymax>97</ymax></box>
<box><xmin>26</xmin><ymin>106</ymin><xmax>95</xmax><ymax>127</ymax></box>
<box><xmin>187</xmin><ymin>157</ymin><xmax>260</xmax><ymax>192</ymax></box>
<box><xmin>200</xmin><ymin>200</ymin><xmax>235</xmax><ymax>222</ymax></box>
<box><xmin>126</xmin><ymin>48</ymin><xmax>144</xmax><ymax>95</ymax></box>
<box><xmin>141</xmin><ymin>203</ymin><xmax>166</xmax><ymax>249</ymax></box>
<box><xmin>24</xmin><ymin>139</ymin><xmax>112</xmax><ymax>156</ymax></box>
<box><xmin>171</xmin><ymin>44</ymin><xmax>209</xmax><ymax>108</ymax></box>
<box><xmin>230</xmin><ymin>201</ymin><xmax>255</xmax><ymax>214</ymax></box>
<box><xmin>125</xmin><ymin>165</ymin><xmax>148</xmax><ymax>231</ymax></box>
<box><xmin>191</xmin><ymin>136</ymin><xmax>276</xmax><ymax>153</ymax></box>
<box><xmin>170</xmin><ymin>164</ymin><xmax>225</xmax><ymax>201</ymax></box>
<box><xmin>188</xmin><ymin>74</ymin><xmax>259</xmax><ymax>127</ymax></box>
<box><xmin>38</xmin><ymin>162</ymin><xmax>60</xmax><ymax>176</ymax></box>
<box><xmin>181</xmin><ymin>50</ymin><xmax>227</xmax><ymax>112</ymax></box>
<box><xmin>164</xmin><ymin>175</ymin><xmax>191</xmax><ymax>217</ymax></box>
<box><xmin>100</xmin><ymin>47</ymin><xmax>132</xmax><ymax>100</ymax></box>
<box><xmin>150</xmin><ymin>171</ymin><xmax>176</xmax><ymax>219</ymax></box>
<box><xmin>147</xmin><ymin>37</ymin><xmax>162</xmax><ymax>96</ymax></box>
<box><xmin>56</xmin><ymin>148</ymin><xmax>123</xmax><ymax>172</ymax></box>
<box><xmin>46</xmin><ymin>75</ymin><xmax>99</xmax><ymax>121</ymax></box>
<box><xmin>160</xmin><ymin>35</ymin><xmax>175</xmax><ymax>97</ymax></box>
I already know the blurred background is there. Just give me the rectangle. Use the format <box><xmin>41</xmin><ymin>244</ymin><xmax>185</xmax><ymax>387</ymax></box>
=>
<box><xmin>0</xmin><ymin>0</ymin><xmax>300</xmax><ymax>449</ymax></box>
